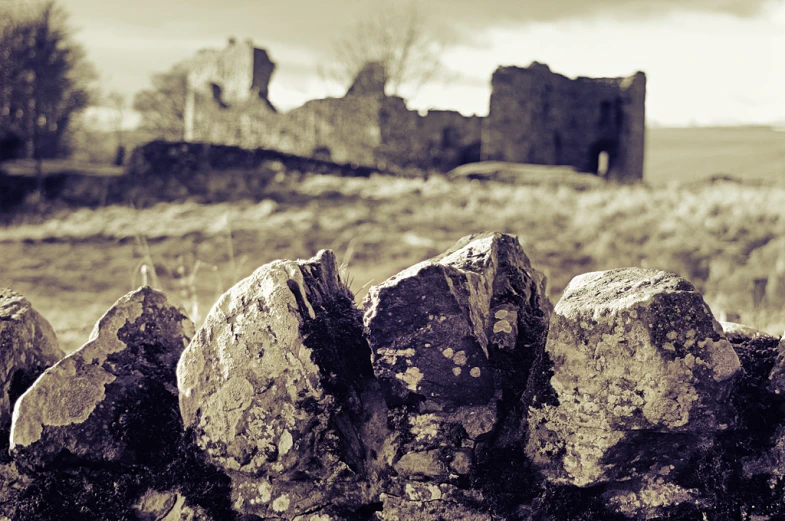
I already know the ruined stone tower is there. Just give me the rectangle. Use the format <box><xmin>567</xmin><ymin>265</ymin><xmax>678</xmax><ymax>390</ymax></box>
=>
<box><xmin>183</xmin><ymin>38</ymin><xmax>276</xmax><ymax>141</ymax></box>
<box><xmin>482</xmin><ymin>63</ymin><xmax>646</xmax><ymax>183</ymax></box>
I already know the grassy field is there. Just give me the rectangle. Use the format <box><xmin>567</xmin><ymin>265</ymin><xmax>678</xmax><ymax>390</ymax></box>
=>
<box><xmin>645</xmin><ymin>126</ymin><xmax>785</xmax><ymax>185</ymax></box>
<box><xmin>1</xmin><ymin>126</ymin><xmax>784</xmax><ymax>353</ymax></box>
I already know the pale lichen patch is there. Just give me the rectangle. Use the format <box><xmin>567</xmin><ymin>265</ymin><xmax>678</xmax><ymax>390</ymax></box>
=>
<box><xmin>493</xmin><ymin>319</ymin><xmax>513</xmax><ymax>333</ymax></box>
<box><xmin>278</xmin><ymin>429</ymin><xmax>294</xmax><ymax>456</ymax></box>
<box><xmin>11</xmin><ymin>357</ymin><xmax>116</xmax><ymax>448</ymax></box>
<box><xmin>272</xmin><ymin>494</ymin><xmax>290</xmax><ymax>512</ymax></box>
<box><xmin>257</xmin><ymin>480</ymin><xmax>272</xmax><ymax>503</ymax></box>
<box><xmin>395</xmin><ymin>367</ymin><xmax>424</xmax><ymax>392</ymax></box>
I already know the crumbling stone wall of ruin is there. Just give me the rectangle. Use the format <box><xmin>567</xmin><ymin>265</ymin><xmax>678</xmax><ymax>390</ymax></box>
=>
<box><xmin>185</xmin><ymin>44</ymin><xmax>484</xmax><ymax>172</ymax></box>
<box><xmin>186</xmin><ymin>39</ymin><xmax>275</xmax><ymax>106</ymax></box>
<box><xmin>483</xmin><ymin>62</ymin><xmax>646</xmax><ymax>182</ymax></box>
<box><xmin>2</xmin><ymin>232</ymin><xmax>785</xmax><ymax>520</ymax></box>
<box><xmin>184</xmin><ymin>39</ymin><xmax>277</xmax><ymax>141</ymax></box>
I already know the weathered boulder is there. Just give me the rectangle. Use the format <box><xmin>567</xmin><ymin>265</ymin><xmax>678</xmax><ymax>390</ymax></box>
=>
<box><xmin>10</xmin><ymin>287</ymin><xmax>194</xmax><ymax>468</ymax></box>
<box><xmin>0</xmin><ymin>289</ymin><xmax>63</xmax><ymax>429</ymax></box>
<box><xmin>178</xmin><ymin>250</ymin><xmax>388</xmax><ymax>519</ymax></box>
<box><xmin>526</xmin><ymin>268</ymin><xmax>741</xmax><ymax>493</ymax></box>
<box><xmin>363</xmin><ymin>232</ymin><xmax>551</xmax><ymax>516</ymax></box>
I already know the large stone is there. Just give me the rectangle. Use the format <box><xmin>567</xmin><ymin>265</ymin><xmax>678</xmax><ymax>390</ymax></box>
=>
<box><xmin>526</xmin><ymin>268</ymin><xmax>741</xmax><ymax>490</ymax></box>
<box><xmin>9</xmin><ymin>287</ymin><xmax>194</xmax><ymax>468</ymax></box>
<box><xmin>178</xmin><ymin>250</ymin><xmax>387</xmax><ymax>519</ymax></box>
<box><xmin>0</xmin><ymin>289</ymin><xmax>63</xmax><ymax>428</ymax></box>
<box><xmin>363</xmin><ymin>232</ymin><xmax>551</xmax><ymax>515</ymax></box>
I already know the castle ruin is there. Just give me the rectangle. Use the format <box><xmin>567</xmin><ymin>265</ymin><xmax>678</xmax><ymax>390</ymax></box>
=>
<box><xmin>181</xmin><ymin>39</ymin><xmax>646</xmax><ymax>182</ymax></box>
<box><xmin>483</xmin><ymin>63</ymin><xmax>646</xmax><ymax>182</ymax></box>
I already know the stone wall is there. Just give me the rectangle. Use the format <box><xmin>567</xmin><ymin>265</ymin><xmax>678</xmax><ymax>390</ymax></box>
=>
<box><xmin>0</xmin><ymin>141</ymin><xmax>383</xmax><ymax>211</ymax></box>
<box><xmin>2</xmin><ymin>232</ymin><xmax>784</xmax><ymax>520</ymax></box>
<box><xmin>184</xmin><ymin>39</ymin><xmax>277</xmax><ymax>141</ymax></box>
<box><xmin>483</xmin><ymin>63</ymin><xmax>646</xmax><ymax>183</ymax></box>
<box><xmin>181</xmin><ymin>41</ymin><xmax>645</xmax><ymax>180</ymax></box>
<box><xmin>184</xmin><ymin>43</ymin><xmax>485</xmax><ymax>172</ymax></box>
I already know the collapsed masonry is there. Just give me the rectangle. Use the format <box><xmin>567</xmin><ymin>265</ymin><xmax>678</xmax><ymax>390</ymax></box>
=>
<box><xmin>2</xmin><ymin>232</ymin><xmax>785</xmax><ymax>520</ymax></box>
<box><xmin>181</xmin><ymin>39</ymin><xmax>645</xmax><ymax>182</ymax></box>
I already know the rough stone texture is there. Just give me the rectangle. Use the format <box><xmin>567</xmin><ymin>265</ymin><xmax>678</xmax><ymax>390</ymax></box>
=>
<box><xmin>363</xmin><ymin>232</ymin><xmax>551</xmax><ymax>516</ymax></box>
<box><xmin>0</xmin><ymin>289</ymin><xmax>63</xmax><ymax>429</ymax></box>
<box><xmin>134</xmin><ymin>489</ymin><xmax>213</xmax><ymax>521</ymax></box>
<box><xmin>0</xmin><ymin>459</ymin><xmax>29</xmax><ymax>519</ymax></box>
<box><xmin>526</xmin><ymin>268</ymin><xmax>741</xmax><ymax>490</ymax></box>
<box><xmin>10</xmin><ymin>287</ymin><xmax>194</xmax><ymax>468</ymax></box>
<box><xmin>767</xmin><ymin>333</ymin><xmax>785</xmax><ymax>398</ymax></box>
<box><xmin>184</xmin><ymin>38</ymin><xmax>277</xmax><ymax>140</ymax></box>
<box><xmin>720</xmin><ymin>324</ymin><xmax>785</xmax><ymax>504</ymax></box>
<box><xmin>379</xmin><ymin>485</ymin><xmax>491</xmax><ymax>521</ymax></box>
<box><xmin>178</xmin><ymin>250</ymin><xmax>388</xmax><ymax>519</ymax></box>
<box><xmin>483</xmin><ymin>62</ymin><xmax>646</xmax><ymax>183</ymax></box>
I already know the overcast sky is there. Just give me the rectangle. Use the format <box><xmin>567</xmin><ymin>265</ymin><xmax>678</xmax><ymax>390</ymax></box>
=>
<box><xmin>47</xmin><ymin>0</ymin><xmax>785</xmax><ymax>126</ymax></box>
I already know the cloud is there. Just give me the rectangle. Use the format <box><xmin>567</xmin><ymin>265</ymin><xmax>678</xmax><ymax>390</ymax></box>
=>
<box><xmin>58</xmin><ymin>0</ymin><xmax>781</xmax><ymax>119</ymax></box>
<box><xmin>64</xmin><ymin>0</ymin><xmax>777</xmax><ymax>55</ymax></box>
<box><xmin>425</xmin><ymin>0</ymin><xmax>775</xmax><ymax>30</ymax></box>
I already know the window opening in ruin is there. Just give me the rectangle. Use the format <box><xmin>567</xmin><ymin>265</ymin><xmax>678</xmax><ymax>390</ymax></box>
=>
<box><xmin>597</xmin><ymin>151</ymin><xmax>610</xmax><ymax>176</ymax></box>
<box><xmin>599</xmin><ymin>100</ymin><xmax>612</xmax><ymax>127</ymax></box>
<box><xmin>615</xmin><ymin>97</ymin><xmax>624</xmax><ymax>127</ymax></box>
<box><xmin>554</xmin><ymin>132</ymin><xmax>562</xmax><ymax>164</ymax></box>
<box><xmin>211</xmin><ymin>83</ymin><xmax>228</xmax><ymax>109</ymax></box>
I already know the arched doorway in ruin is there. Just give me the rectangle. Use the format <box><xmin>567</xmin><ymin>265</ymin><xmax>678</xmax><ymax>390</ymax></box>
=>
<box><xmin>587</xmin><ymin>139</ymin><xmax>618</xmax><ymax>177</ymax></box>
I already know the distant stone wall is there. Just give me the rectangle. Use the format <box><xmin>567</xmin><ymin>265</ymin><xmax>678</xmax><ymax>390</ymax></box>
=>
<box><xmin>2</xmin><ymin>232</ymin><xmax>784</xmax><ymax>520</ymax></box>
<box><xmin>484</xmin><ymin>63</ymin><xmax>646</xmax><ymax>183</ymax></box>
<box><xmin>0</xmin><ymin>141</ymin><xmax>383</xmax><ymax>211</ymax></box>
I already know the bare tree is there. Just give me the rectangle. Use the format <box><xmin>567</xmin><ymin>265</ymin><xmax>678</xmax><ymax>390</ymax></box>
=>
<box><xmin>319</xmin><ymin>1</ymin><xmax>446</xmax><ymax>98</ymax></box>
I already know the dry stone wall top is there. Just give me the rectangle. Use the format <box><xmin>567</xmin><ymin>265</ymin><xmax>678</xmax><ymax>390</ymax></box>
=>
<box><xmin>363</xmin><ymin>232</ymin><xmax>552</xmax><ymax>518</ymax></box>
<box><xmin>10</xmin><ymin>287</ymin><xmax>194</xmax><ymax>468</ymax></box>
<box><xmin>526</xmin><ymin>268</ymin><xmax>741</xmax><ymax>488</ymax></box>
<box><xmin>0</xmin><ymin>289</ymin><xmax>63</xmax><ymax>429</ymax></box>
<box><xmin>2</xmin><ymin>233</ymin><xmax>785</xmax><ymax>520</ymax></box>
<box><xmin>178</xmin><ymin>249</ymin><xmax>387</xmax><ymax>519</ymax></box>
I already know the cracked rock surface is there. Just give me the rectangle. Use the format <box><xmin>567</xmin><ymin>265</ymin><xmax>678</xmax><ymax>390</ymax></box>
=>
<box><xmin>178</xmin><ymin>250</ymin><xmax>388</xmax><ymax>519</ymax></box>
<box><xmin>525</xmin><ymin>268</ymin><xmax>741</xmax><ymax>504</ymax></box>
<box><xmin>10</xmin><ymin>287</ymin><xmax>194</xmax><ymax>468</ymax></box>
<box><xmin>0</xmin><ymin>289</ymin><xmax>63</xmax><ymax>430</ymax></box>
<box><xmin>364</xmin><ymin>232</ymin><xmax>551</xmax><ymax>518</ymax></box>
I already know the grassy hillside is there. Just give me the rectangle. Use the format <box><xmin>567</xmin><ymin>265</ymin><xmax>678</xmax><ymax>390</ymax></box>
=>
<box><xmin>2</xmin><ymin>171</ymin><xmax>784</xmax><ymax>353</ymax></box>
<box><xmin>645</xmin><ymin>126</ymin><xmax>785</xmax><ymax>185</ymax></box>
